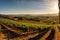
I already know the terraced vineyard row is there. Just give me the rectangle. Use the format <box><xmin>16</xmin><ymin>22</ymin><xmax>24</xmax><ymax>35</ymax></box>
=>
<box><xmin>0</xmin><ymin>23</ymin><xmax>60</xmax><ymax>40</ymax></box>
<box><xmin>0</xmin><ymin>23</ymin><xmax>51</xmax><ymax>40</ymax></box>
<box><xmin>0</xmin><ymin>18</ymin><xmax>60</xmax><ymax>40</ymax></box>
<box><xmin>53</xmin><ymin>26</ymin><xmax>60</xmax><ymax>40</ymax></box>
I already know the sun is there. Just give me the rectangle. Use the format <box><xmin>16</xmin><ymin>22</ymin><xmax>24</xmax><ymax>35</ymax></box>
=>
<box><xmin>54</xmin><ymin>3</ymin><xmax>59</xmax><ymax>13</ymax></box>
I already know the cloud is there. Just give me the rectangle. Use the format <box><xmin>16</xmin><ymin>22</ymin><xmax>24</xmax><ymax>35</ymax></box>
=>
<box><xmin>0</xmin><ymin>0</ymin><xmax>58</xmax><ymax>14</ymax></box>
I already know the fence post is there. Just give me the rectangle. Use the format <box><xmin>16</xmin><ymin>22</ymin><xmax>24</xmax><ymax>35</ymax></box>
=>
<box><xmin>58</xmin><ymin>0</ymin><xmax>60</xmax><ymax>24</ymax></box>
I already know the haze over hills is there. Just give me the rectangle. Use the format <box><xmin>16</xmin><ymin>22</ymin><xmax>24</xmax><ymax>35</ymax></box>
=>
<box><xmin>0</xmin><ymin>13</ymin><xmax>58</xmax><ymax>16</ymax></box>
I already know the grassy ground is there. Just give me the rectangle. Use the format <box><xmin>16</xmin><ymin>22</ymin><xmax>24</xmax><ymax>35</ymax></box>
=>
<box><xmin>0</xmin><ymin>18</ymin><xmax>60</xmax><ymax>40</ymax></box>
<box><xmin>0</xmin><ymin>18</ymin><xmax>60</xmax><ymax>30</ymax></box>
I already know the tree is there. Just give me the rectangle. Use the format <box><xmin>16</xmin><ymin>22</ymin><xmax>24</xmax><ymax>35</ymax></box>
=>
<box><xmin>58</xmin><ymin>0</ymin><xmax>60</xmax><ymax>24</ymax></box>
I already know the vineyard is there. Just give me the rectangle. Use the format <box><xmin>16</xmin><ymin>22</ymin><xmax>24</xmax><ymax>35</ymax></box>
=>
<box><xmin>0</xmin><ymin>18</ymin><xmax>60</xmax><ymax>40</ymax></box>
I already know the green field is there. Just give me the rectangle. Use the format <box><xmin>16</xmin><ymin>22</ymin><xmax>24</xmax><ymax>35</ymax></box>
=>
<box><xmin>0</xmin><ymin>16</ymin><xmax>60</xmax><ymax>40</ymax></box>
<box><xmin>0</xmin><ymin>18</ymin><xmax>52</xmax><ymax>29</ymax></box>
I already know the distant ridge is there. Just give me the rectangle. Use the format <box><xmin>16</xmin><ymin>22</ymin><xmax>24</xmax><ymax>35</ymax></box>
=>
<box><xmin>0</xmin><ymin>13</ymin><xmax>58</xmax><ymax>16</ymax></box>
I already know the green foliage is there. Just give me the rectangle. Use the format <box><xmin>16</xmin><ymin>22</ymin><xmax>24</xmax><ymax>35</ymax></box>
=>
<box><xmin>0</xmin><ymin>18</ymin><xmax>51</xmax><ymax>29</ymax></box>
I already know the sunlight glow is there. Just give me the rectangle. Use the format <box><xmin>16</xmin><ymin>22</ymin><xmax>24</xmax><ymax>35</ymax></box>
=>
<box><xmin>54</xmin><ymin>3</ymin><xmax>59</xmax><ymax>13</ymax></box>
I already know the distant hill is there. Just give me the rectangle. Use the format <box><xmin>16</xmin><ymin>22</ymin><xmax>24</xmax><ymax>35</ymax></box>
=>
<box><xmin>0</xmin><ymin>13</ymin><xmax>58</xmax><ymax>17</ymax></box>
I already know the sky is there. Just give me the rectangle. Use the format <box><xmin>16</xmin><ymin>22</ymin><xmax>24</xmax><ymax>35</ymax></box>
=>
<box><xmin>0</xmin><ymin>0</ymin><xmax>59</xmax><ymax>15</ymax></box>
